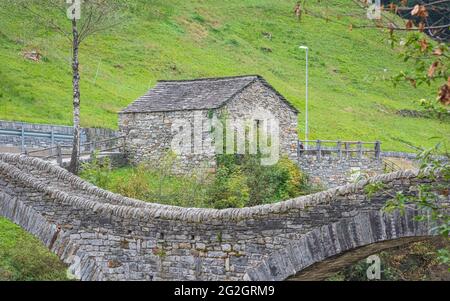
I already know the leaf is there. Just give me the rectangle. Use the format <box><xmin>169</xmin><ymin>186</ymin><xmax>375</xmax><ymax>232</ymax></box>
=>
<box><xmin>438</xmin><ymin>78</ymin><xmax>450</xmax><ymax>106</ymax></box>
<box><xmin>411</xmin><ymin>4</ymin><xmax>420</xmax><ymax>16</ymax></box>
<box><xmin>419</xmin><ymin>38</ymin><xmax>428</xmax><ymax>52</ymax></box>
<box><xmin>405</xmin><ymin>19</ymin><xmax>414</xmax><ymax>30</ymax></box>
<box><xmin>427</xmin><ymin>61</ymin><xmax>439</xmax><ymax>77</ymax></box>
<box><xmin>418</xmin><ymin>6</ymin><xmax>429</xmax><ymax>18</ymax></box>
<box><xmin>411</xmin><ymin>5</ymin><xmax>428</xmax><ymax>18</ymax></box>
<box><xmin>388</xmin><ymin>2</ymin><xmax>397</xmax><ymax>13</ymax></box>
<box><xmin>432</xmin><ymin>48</ymin><xmax>443</xmax><ymax>56</ymax></box>
<box><xmin>418</xmin><ymin>22</ymin><xmax>425</xmax><ymax>32</ymax></box>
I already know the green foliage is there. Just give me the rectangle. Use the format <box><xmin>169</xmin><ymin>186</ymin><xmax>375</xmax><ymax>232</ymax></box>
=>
<box><xmin>378</xmin><ymin>143</ymin><xmax>450</xmax><ymax>269</ymax></box>
<box><xmin>208</xmin><ymin>154</ymin><xmax>307</xmax><ymax>208</ymax></box>
<box><xmin>0</xmin><ymin>218</ymin><xmax>68</xmax><ymax>281</ymax></box>
<box><xmin>327</xmin><ymin>239</ymin><xmax>450</xmax><ymax>281</ymax></box>
<box><xmin>208</xmin><ymin>168</ymin><xmax>250</xmax><ymax>209</ymax></box>
<box><xmin>115</xmin><ymin>163</ymin><xmax>150</xmax><ymax>200</ymax></box>
<box><xmin>417</xmin><ymin>98</ymin><xmax>449</xmax><ymax>121</ymax></box>
<box><xmin>389</xmin><ymin>31</ymin><xmax>449</xmax><ymax>115</ymax></box>
<box><xmin>79</xmin><ymin>152</ymin><xmax>112</xmax><ymax>188</ymax></box>
<box><xmin>364</xmin><ymin>182</ymin><xmax>387</xmax><ymax>199</ymax></box>
<box><xmin>79</xmin><ymin>152</ymin><xmax>309</xmax><ymax>209</ymax></box>
<box><xmin>90</xmin><ymin>152</ymin><xmax>212</xmax><ymax>208</ymax></box>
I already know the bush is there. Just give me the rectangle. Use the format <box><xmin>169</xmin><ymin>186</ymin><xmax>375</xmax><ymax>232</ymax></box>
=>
<box><xmin>207</xmin><ymin>167</ymin><xmax>249</xmax><ymax>209</ymax></box>
<box><xmin>115</xmin><ymin>163</ymin><xmax>150</xmax><ymax>200</ymax></box>
<box><xmin>79</xmin><ymin>152</ymin><xmax>112</xmax><ymax>189</ymax></box>
<box><xmin>210</xmin><ymin>154</ymin><xmax>307</xmax><ymax>208</ymax></box>
<box><xmin>81</xmin><ymin>152</ymin><xmax>309</xmax><ymax>210</ymax></box>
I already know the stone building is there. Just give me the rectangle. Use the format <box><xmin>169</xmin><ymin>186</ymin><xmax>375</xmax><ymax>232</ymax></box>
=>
<box><xmin>119</xmin><ymin>75</ymin><xmax>299</xmax><ymax>173</ymax></box>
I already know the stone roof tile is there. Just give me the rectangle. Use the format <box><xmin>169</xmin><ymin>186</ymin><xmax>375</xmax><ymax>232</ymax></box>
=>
<box><xmin>120</xmin><ymin>75</ymin><xmax>298</xmax><ymax>113</ymax></box>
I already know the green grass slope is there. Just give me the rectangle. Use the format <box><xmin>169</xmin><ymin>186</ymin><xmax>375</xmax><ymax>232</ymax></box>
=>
<box><xmin>0</xmin><ymin>0</ymin><xmax>448</xmax><ymax>151</ymax></box>
<box><xmin>0</xmin><ymin>217</ymin><xmax>68</xmax><ymax>280</ymax></box>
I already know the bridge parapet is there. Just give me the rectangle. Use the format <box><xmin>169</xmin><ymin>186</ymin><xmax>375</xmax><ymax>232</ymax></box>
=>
<box><xmin>0</xmin><ymin>154</ymin><xmax>447</xmax><ymax>281</ymax></box>
<box><xmin>297</xmin><ymin>140</ymin><xmax>384</xmax><ymax>188</ymax></box>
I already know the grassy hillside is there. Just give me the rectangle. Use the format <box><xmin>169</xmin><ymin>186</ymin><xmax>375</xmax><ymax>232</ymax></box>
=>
<box><xmin>0</xmin><ymin>0</ymin><xmax>448</xmax><ymax>151</ymax></box>
<box><xmin>0</xmin><ymin>218</ymin><xmax>68</xmax><ymax>280</ymax></box>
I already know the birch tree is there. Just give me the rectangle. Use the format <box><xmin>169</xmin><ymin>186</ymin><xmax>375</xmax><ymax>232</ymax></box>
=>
<box><xmin>1</xmin><ymin>0</ymin><xmax>125</xmax><ymax>174</ymax></box>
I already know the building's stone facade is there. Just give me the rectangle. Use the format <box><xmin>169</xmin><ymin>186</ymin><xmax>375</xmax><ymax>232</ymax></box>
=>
<box><xmin>223</xmin><ymin>80</ymin><xmax>299</xmax><ymax>162</ymax></box>
<box><xmin>0</xmin><ymin>154</ymin><xmax>447</xmax><ymax>281</ymax></box>
<box><xmin>119</xmin><ymin>77</ymin><xmax>298</xmax><ymax>173</ymax></box>
<box><xmin>119</xmin><ymin>110</ymin><xmax>216</xmax><ymax>173</ymax></box>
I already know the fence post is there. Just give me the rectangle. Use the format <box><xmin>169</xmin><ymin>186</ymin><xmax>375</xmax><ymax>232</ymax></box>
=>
<box><xmin>337</xmin><ymin>140</ymin><xmax>342</xmax><ymax>160</ymax></box>
<box><xmin>316</xmin><ymin>140</ymin><xmax>322</xmax><ymax>161</ymax></box>
<box><xmin>56</xmin><ymin>144</ymin><xmax>62</xmax><ymax>167</ymax></box>
<box><xmin>21</xmin><ymin>125</ymin><xmax>25</xmax><ymax>153</ymax></box>
<box><xmin>358</xmin><ymin>141</ymin><xmax>362</xmax><ymax>159</ymax></box>
<box><xmin>50</xmin><ymin>128</ymin><xmax>55</xmax><ymax>156</ymax></box>
<box><xmin>375</xmin><ymin>140</ymin><xmax>381</xmax><ymax>160</ymax></box>
<box><xmin>345</xmin><ymin>142</ymin><xmax>349</xmax><ymax>158</ymax></box>
<box><xmin>90</xmin><ymin>140</ymin><xmax>96</xmax><ymax>159</ymax></box>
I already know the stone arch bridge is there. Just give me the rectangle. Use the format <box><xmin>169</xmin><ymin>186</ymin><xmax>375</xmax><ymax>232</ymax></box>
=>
<box><xmin>0</xmin><ymin>154</ymin><xmax>447</xmax><ymax>281</ymax></box>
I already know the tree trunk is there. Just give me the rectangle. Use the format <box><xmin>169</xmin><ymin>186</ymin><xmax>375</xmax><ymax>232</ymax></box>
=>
<box><xmin>68</xmin><ymin>18</ymin><xmax>81</xmax><ymax>174</ymax></box>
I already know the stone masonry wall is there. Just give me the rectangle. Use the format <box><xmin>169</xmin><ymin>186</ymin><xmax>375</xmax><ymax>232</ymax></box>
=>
<box><xmin>224</xmin><ymin>80</ymin><xmax>299</xmax><ymax>162</ymax></box>
<box><xmin>119</xmin><ymin>81</ymin><xmax>298</xmax><ymax>173</ymax></box>
<box><xmin>298</xmin><ymin>152</ymin><xmax>383</xmax><ymax>188</ymax></box>
<box><xmin>118</xmin><ymin>110</ymin><xmax>216</xmax><ymax>174</ymax></box>
<box><xmin>0</xmin><ymin>154</ymin><xmax>446</xmax><ymax>281</ymax></box>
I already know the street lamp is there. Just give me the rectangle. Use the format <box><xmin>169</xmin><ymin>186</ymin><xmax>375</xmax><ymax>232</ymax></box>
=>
<box><xmin>299</xmin><ymin>45</ymin><xmax>309</xmax><ymax>150</ymax></box>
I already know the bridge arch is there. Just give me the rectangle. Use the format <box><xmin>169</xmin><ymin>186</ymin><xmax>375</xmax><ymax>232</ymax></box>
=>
<box><xmin>0</xmin><ymin>154</ymin><xmax>447</xmax><ymax>281</ymax></box>
<box><xmin>243</xmin><ymin>209</ymin><xmax>435</xmax><ymax>281</ymax></box>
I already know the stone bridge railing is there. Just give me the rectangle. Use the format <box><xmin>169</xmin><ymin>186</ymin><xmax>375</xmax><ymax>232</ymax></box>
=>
<box><xmin>297</xmin><ymin>140</ymin><xmax>384</xmax><ymax>188</ymax></box>
<box><xmin>0</xmin><ymin>153</ymin><xmax>447</xmax><ymax>281</ymax></box>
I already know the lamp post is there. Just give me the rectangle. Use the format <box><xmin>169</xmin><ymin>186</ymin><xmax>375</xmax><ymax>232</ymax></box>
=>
<box><xmin>299</xmin><ymin>45</ymin><xmax>309</xmax><ymax>150</ymax></box>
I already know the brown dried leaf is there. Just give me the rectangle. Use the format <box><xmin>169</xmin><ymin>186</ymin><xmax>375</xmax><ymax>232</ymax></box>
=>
<box><xmin>411</xmin><ymin>5</ymin><xmax>428</xmax><ymax>18</ymax></box>
<box><xmin>418</xmin><ymin>6</ymin><xmax>429</xmax><ymax>18</ymax></box>
<box><xmin>433</xmin><ymin>48</ymin><xmax>443</xmax><ymax>56</ymax></box>
<box><xmin>418</xmin><ymin>22</ymin><xmax>425</xmax><ymax>32</ymax></box>
<box><xmin>438</xmin><ymin>78</ymin><xmax>450</xmax><ymax>106</ymax></box>
<box><xmin>427</xmin><ymin>61</ymin><xmax>439</xmax><ymax>77</ymax></box>
<box><xmin>388</xmin><ymin>2</ymin><xmax>398</xmax><ymax>13</ymax></box>
<box><xmin>411</xmin><ymin>4</ymin><xmax>420</xmax><ymax>16</ymax></box>
<box><xmin>405</xmin><ymin>19</ymin><xmax>414</xmax><ymax>30</ymax></box>
<box><xmin>419</xmin><ymin>38</ymin><xmax>428</xmax><ymax>52</ymax></box>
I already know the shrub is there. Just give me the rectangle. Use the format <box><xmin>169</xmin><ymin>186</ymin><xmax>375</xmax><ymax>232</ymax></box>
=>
<box><xmin>79</xmin><ymin>152</ymin><xmax>112</xmax><ymax>189</ymax></box>
<box><xmin>115</xmin><ymin>163</ymin><xmax>150</xmax><ymax>200</ymax></box>
<box><xmin>211</xmin><ymin>154</ymin><xmax>307</xmax><ymax>207</ymax></box>
<box><xmin>81</xmin><ymin>152</ymin><xmax>309</xmax><ymax>210</ymax></box>
<box><xmin>277</xmin><ymin>156</ymin><xmax>307</xmax><ymax>197</ymax></box>
<box><xmin>207</xmin><ymin>167</ymin><xmax>249</xmax><ymax>209</ymax></box>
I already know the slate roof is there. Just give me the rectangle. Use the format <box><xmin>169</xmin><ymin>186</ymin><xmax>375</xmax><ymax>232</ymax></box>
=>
<box><xmin>120</xmin><ymin>75</ymin><xmax>298</xmax><ymax>114</ymax></box>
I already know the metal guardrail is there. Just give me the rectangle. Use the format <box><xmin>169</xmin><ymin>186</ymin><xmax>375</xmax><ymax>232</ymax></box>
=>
<box><xmin>298</xmin><ymin>140</ymin><xmax>382</xmax><ymax>160</ymax></box>
<box><xmin>24</xmin><ymin>135</ymin><xmax>126</xmax><ymax>167</ymax></box>
<box><xmin>0</xmin><ymin>127</ymin><xmax>73</xmax><ymax>152</ymax></box>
